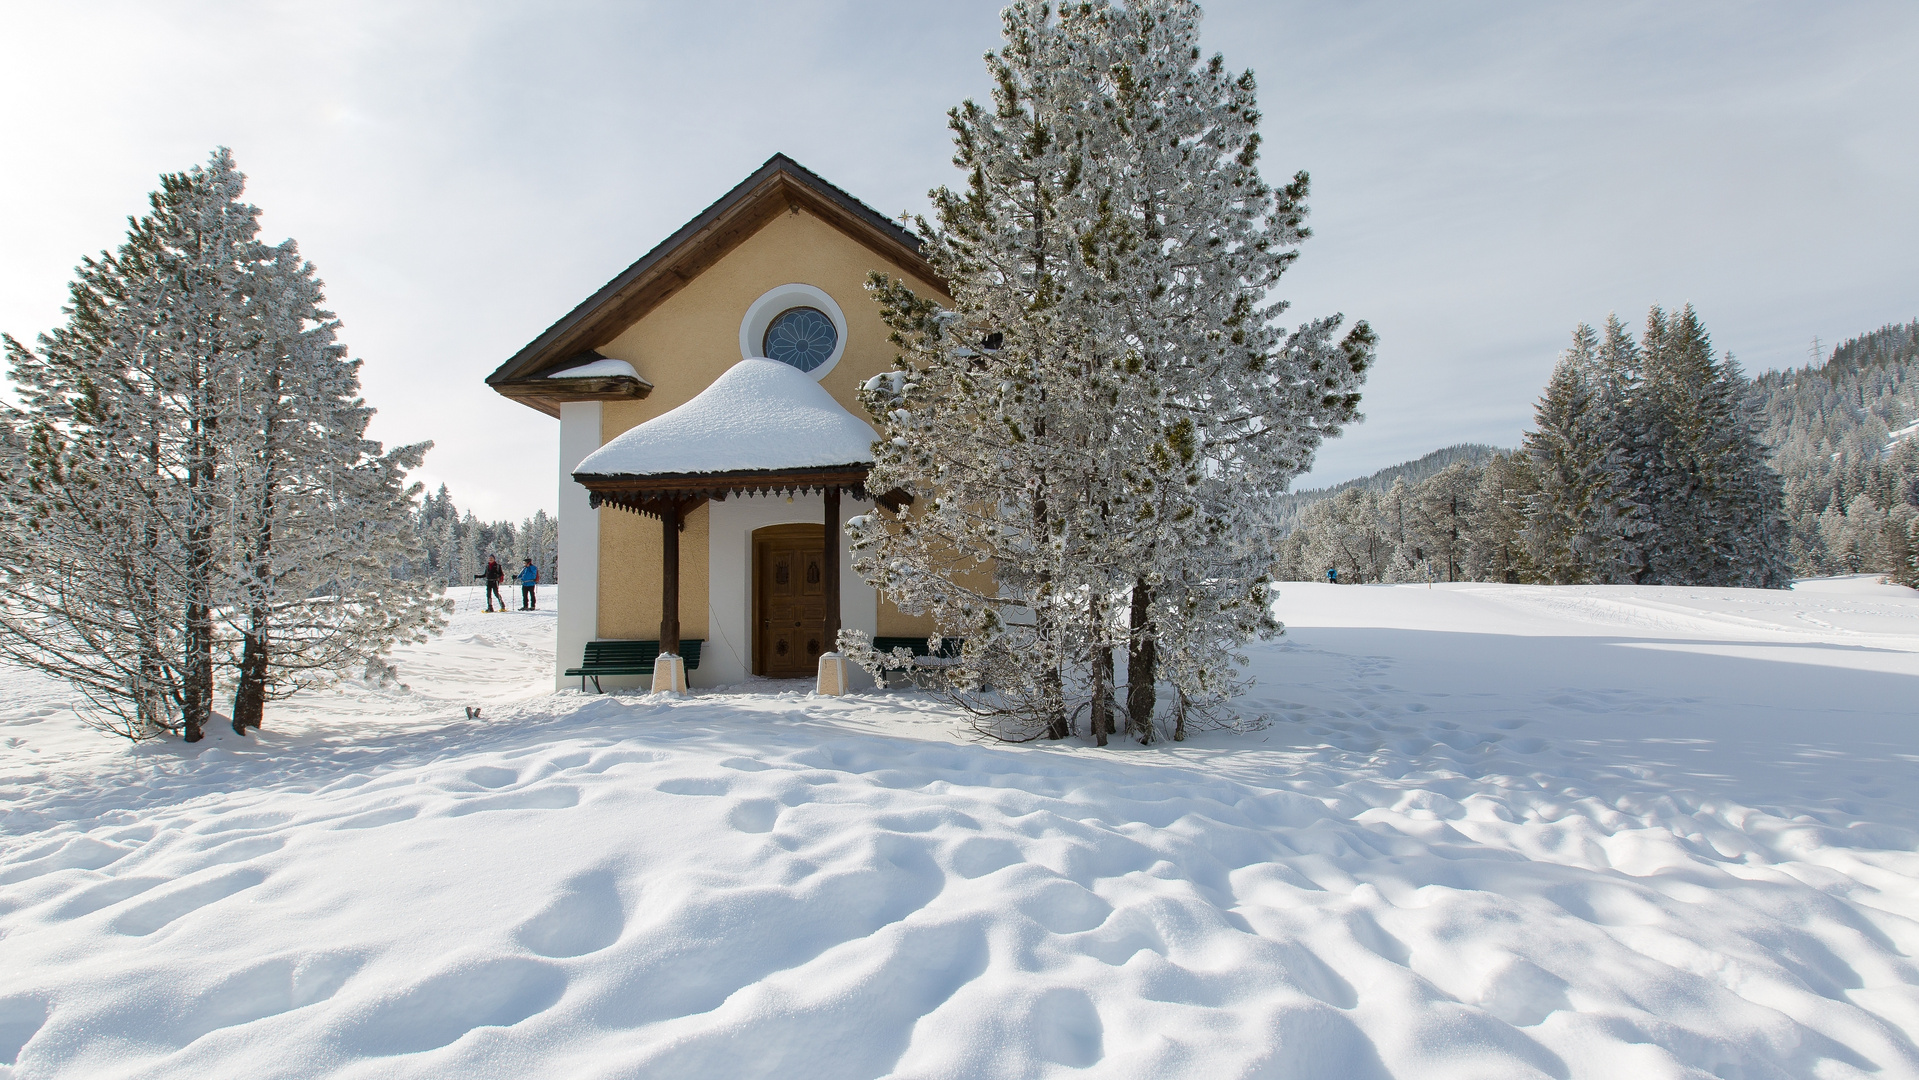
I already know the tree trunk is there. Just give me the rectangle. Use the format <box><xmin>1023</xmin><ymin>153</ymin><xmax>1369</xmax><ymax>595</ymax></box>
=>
<box><xmin>1126</xmin><ymin>576</ymin><xmax>1156</xmax><ymax>744</ymax></box>
<box><xmin>1089</xmin><ymin>623</ymin><xmax>1112</xmax><ymax>748</ymax></box>
<box><xmin>234</xmin><ymin>372</ymin><xmax>281</xmax><ymax>736</ymax></box>
<box><xmin>139</xmin><ymin>645</ymin><xmax>165</xmax><ymax>736</ymax></box>
<box><xmin>1034</xmin><ymin>487</ymin><xmax>1071</xmax><ymax>741</ymax></box>
<box><xmin>1041</xmin><ymin>661</ymin><xmax>1068</xmax><ymax>740</ymax></box>
<box><xmin>183</xmin><ymin>599</ymin><xmax>209</xmax><ymax>742</ymax></box>
<box><xmin>181</xmin><ymin>391</ymin><xmax>216</xmax><ymax>743</ymax></box>
<box><xmin>231</xmin><ymin>515</ymin><xmax>271</xmax><ymax>735</ymax></box>
<box><xmin>232</xmin><ymin>623</ymin><xmax>267</xmax><ymax>734</ymax></box>
<box><xmin>184</xmin><ymin>511</ymin><xmax>213</xmax><ymax>742</ymax></box>
<box><xmin>138</xmin><ymin>442</ymin><xmax>172</xmax><ymax>736</ymax></box>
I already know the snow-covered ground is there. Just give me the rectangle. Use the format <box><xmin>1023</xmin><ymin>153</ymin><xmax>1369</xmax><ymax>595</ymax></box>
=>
<box><xmin>4</xmin><ymin>579</ymin><xmax>1919</xmax><ymax>1078</ymax></box>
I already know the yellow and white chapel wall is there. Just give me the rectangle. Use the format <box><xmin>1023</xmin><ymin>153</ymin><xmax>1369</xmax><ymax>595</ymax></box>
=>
<box><xmin>565</xmin><ymin>205</ymin><xmax>945</xmax><ymax>689</ymax></box>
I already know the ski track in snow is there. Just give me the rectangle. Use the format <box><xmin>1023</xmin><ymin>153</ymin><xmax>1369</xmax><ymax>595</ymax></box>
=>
<box><xmin>2</xmin><ymin>582</ymin><xmax>1919</xmax><ymax>1077</ymax></box>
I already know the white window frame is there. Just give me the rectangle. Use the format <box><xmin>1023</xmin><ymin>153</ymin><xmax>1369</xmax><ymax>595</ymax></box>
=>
<box><xmin>739</xmin><ymin>283</ymin><xmax>847</xmax><ymax>380</ymax></box>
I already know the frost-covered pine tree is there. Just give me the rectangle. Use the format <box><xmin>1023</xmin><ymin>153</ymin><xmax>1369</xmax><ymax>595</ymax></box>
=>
<box><xmin>1063</xmin><ymin>0</ymin><xmax>1371</xmax><ymax>740</ymax></box>
<box><xmin>1466</xmin><ymin>453</ymin><xmax>1538</xmax><ymax>583</ymax></box>
<box><xmin>849</xmin><ymin>2</ymin><xmax>1109</xmax><ymax>740</ymax></box>
<box><xmin>847</xmin><ymin>0</ymin><xmax>1371</xmax><ymax>743</ymax></box>
<box><xmin>2</xmin><ymin>151</ymin><xmax>265</xmax><ymax>740</ymax></box>
<box><xmin>1046</xmin><ymin>0</ymin><xmax>1373</xmax><ymax>738</ymax></box>
<box><xmin>223</xmin><ymin>237</ymin><xmax>446</xmax><ymax>735</ymax></box>
<box><xmin>1407</xmin><ymin>461</ymin><xmax>1477</xmax><ymax>582</ymax></box>
<box><xmin>1</xmin><ymin>149</ymin><xmax>445</xmax><ymax>741</ymax></box>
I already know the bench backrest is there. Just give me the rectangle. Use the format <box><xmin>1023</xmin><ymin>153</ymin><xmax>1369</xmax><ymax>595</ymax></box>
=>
<box><xmin>580</xmin><ymin>639</ymin><xmax>703</xmax><ymax>668</ymax></box>
<box><xmin>581</xmin><ymin>640</ymin><xmax>658</xmax><ymax>666</ymax></box>
<box><xmin>871</xmin><ymin>636</ymin><xmax>962</xmax><ymax>658</ymax></box>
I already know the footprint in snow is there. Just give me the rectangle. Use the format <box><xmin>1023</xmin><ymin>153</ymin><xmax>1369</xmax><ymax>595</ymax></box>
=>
<box><xmin>728</xmin><ymin>800</ymin><xmax>779</xmax><ymax>833</ymax></box>
<box><xmin>0</xmin><ymin>994</ymin><xmax>50</xmax><ymax>1067</ymax></box>
<box><xmin>110</xmin><ymin>867</ymin><xmax>267</xmax><ymax>936</ymax></box>
<box><xmin>516</xmin><ymin>870</ymin><xmax>625</xmax><ymax>958</ymax></box>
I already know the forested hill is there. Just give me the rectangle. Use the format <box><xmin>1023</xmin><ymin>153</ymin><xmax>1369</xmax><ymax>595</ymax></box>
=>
<box><xmin>1277</xmin><ymin>444</ymin><xmax>1503</xmax><ymax>535</ymax></box>
<box><xmin>1751</xmin><ymin>321</ymin><xmax>1919</xmax><ymax>565</ymax></box>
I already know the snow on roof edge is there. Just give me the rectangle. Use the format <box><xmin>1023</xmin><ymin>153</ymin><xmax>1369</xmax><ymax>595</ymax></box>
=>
<box><xmin>548</xmin><ymin>358</ymin><xmax>641</xmax><ymax>380</ymax></box>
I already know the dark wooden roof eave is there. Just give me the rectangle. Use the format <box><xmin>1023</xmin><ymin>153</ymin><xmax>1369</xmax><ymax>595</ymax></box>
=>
<box><xmin>486</xmin><ymin>154</ymin><xmax>944</xmax><ymax>402</ymax></box>
<box><xmin>493</xmin><ymin>374</ymin><xmax>654</xmax><ymax>418</ymax></box>
<box><xmin>577</xmin><ymin>463</ymin><xmax>875</xmax><ymax>517</ymax></box>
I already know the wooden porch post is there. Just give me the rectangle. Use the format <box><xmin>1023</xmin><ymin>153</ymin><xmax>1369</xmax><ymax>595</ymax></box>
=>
<box><xmin>823</xmin><ymin>485</ymin><xmax>841</xmax><ymax>650</ymax></box>
<box><xmin>660</xmin><ymin>501</ymin><xmax>681</xmax><ymax>655</ymax></box>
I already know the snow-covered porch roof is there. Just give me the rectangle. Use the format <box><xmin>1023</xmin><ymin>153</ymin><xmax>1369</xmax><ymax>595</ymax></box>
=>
<box><xmin>571</xmin><ymin>358</ymin><xmax>880</xmax><ymax>661</ymax></box>
<box><xmin>573</xmin><ymin>358</ymin><xmax>879</xmax><ymax>516</ymax></box>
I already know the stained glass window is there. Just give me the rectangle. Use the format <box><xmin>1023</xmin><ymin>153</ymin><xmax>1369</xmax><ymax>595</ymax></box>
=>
<box><xmin>762</xmin><ymin>307</ymin><xmax>837</xmax><ymax>372</ymax></box>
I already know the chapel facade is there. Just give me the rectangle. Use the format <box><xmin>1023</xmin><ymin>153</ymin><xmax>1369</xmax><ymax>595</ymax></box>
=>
<box><xmin>486</xmin><ymin>155</ymin><xmax>947</xmax><ymax>691</ymax></box>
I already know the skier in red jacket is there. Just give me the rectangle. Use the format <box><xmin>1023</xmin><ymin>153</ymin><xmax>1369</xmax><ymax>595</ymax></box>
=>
<box><xmin>477</xmin><ymin>556</ymin><xmax>506</xmax><ymax>612</ymax></box>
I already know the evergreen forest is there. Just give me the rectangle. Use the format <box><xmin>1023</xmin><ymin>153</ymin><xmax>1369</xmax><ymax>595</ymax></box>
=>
<box><xmin>1279</xmin><ymin>316</ymin><xmax>1919</xmax><ymax>588</ymax></box>
<box><xmin>405</xmin><ymin>485</ymin><xmax>559</xmax><ymax>590</ymax></box>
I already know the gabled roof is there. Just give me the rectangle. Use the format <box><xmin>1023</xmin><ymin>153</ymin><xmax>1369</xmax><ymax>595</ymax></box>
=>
<box><xmin>488</xmin><ymin>154</ymin><xmax>939</xmax><ymax>416</ymax></box>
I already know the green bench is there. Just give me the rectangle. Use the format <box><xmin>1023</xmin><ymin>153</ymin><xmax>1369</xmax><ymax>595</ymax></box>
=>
<box><xmin>871</xmin><ymin>637</ymin><xmax>961</xmax><ymax>687</ymax></box>
<box><xmin>566</xmin><ymin>639</ymin><xmax>703</xmax><ymax>693</ymax></box>
<box><xmin>872</xmin><ymin>636</ymin><xmax>962</xmax><ymax>659</ymax></box>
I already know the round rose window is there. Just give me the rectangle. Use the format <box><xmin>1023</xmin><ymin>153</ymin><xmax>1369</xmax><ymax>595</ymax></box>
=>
<box><xmin>762</xmin><ymin>307</ymin><xmax>837</xmax><ymax>372</ymax></box>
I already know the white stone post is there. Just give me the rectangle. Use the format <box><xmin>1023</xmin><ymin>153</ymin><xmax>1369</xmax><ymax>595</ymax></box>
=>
<box><xmin>652</xmin><ymin>654</ymin><xmax>688</xmax><ymax>694</ymax></box>
<box><xmin>815</xmin><ymin>653</ymin><xmax>850</xmax><ymax>696</ymax></box>
<box><xmin>556</xmin><ymin>401</ymin><xmax>602</xmax><ymax>691</ymax></box>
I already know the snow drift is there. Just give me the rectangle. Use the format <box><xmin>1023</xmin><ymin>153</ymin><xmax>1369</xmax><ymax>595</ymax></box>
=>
<box><xmin>3</xmin><ymin>580</ymin><xmax>1919</xmax><ymax>1078</ymax></box>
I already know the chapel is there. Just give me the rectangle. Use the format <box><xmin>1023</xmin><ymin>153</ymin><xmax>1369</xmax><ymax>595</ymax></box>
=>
<box><xmin>486</xmin><ymin>155</ymin><xmax>948</xmax><ymax>692</ymax></box>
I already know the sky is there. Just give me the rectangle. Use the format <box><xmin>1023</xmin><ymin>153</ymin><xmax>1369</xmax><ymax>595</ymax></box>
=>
<box><xmin>2</xmin><ymin>1</ymin><xmax>1914</xmax><ymax>521</ymax></box>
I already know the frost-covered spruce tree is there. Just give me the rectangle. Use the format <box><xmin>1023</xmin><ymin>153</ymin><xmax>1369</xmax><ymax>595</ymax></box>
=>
<box><xmin>223</xmin><ymin>238</ymin><xmax>446</xmax><ymax>736</ymax></box>
<box><xmin>1524</xmin><ymin>326</ymin><xmax>1598</xmax><ymax>582</ymax></box>
<box><xmin>1628</xmin><ymin>305</ymin><xmax>1791</xmax><ymax>587</ymax></box>
<box><xmin>1588</xmin><ymin>314</ymin><xmax>1655</xmax><ymax>578</ymax></box>
<box><xmin>1523</xmin><ymin>323</ymin><xmax>1642</xmax><ymax>584</ymax></box>
<box><xmin>848</xmin><ymin>0</ymin><xmax>1371</xmax><ymax>743</ymax></box>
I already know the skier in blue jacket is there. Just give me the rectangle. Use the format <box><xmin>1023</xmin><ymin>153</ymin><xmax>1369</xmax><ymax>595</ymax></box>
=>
<box><xmin>518</xmin><ymin>558</ymin><xmax>540</xmax><ymax>610</ymax></box>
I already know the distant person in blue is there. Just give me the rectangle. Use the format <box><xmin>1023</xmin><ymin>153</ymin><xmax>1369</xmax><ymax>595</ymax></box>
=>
<box><xmin>1326</xmin><ymin>566</ymin><xmax>1339</xmax><ymax>585</ymax></box>
<box><xmin>518</xmin><ymin>558</ymin><xmax>540</xmax><ymax>610</ymax></box>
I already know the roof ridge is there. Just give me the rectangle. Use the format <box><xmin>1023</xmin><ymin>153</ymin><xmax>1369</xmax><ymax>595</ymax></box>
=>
<box><xmin>757</xmin><ymin>153</ymin><xmax>921</xmax><ymax>250</ymax></box>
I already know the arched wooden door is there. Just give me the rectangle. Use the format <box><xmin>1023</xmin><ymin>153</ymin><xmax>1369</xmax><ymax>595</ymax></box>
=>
<box><xmin>753</xmin><ymin>523</ymin><xmax>826</xmax><ymax>677</ymax></box>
